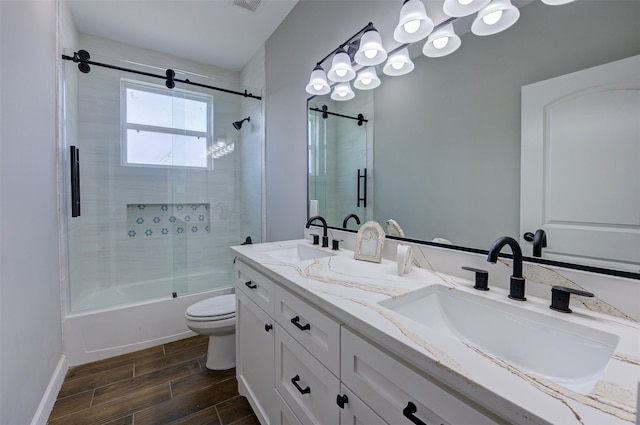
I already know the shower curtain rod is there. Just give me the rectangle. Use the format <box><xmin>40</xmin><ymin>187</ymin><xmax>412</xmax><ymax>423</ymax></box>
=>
<box><xmin>62</xmin><ymin>50</ymin><xmax>262</xmax><ymax>100</ymax></box>
<box><xmin>309</xmin><ymin>105</ymin><xmax>368</xmax><ymax>125</ymax></box>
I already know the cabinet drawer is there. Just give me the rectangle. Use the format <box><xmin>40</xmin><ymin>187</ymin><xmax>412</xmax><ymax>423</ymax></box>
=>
<box><xmin>338</xmin><ymin>384</ymin><xmax>387</xmax><ymax>425</ymax></box>
<box><xmin>341</xmin><ymin>328</ymin><xmax>498</xmax><ymax>425</ymax></box>
<box><xmin>273</xmin><ymin>390</ymin><xmax>303</xmax><ymax>425</ymax></box>
<box><xmin>276</xmin><ymin>324</ymin><xmax>340</xmax><ymax>425</ymax></box>
<box><xmin>236</xmin><ymin>260</ymin><xmax>275</xmax><ymax>316</ymax></box>
<box><xmin>275</xmin><ymin>286</ymin><xmax>340</xmax><ymax>374</ymax></box>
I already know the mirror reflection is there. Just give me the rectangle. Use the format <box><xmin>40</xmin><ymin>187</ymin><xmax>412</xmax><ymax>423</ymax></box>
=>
<box><xmin>308</xmin><ymin>0</ymin><xmax>640</xmax><ymax>274</ymax></box>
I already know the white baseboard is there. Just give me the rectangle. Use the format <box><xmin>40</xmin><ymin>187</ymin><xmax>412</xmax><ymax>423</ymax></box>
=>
<box><xmin>31</xmin><ymin>354</ymin><xmax>67</xmax><ymax>425</ymax></box>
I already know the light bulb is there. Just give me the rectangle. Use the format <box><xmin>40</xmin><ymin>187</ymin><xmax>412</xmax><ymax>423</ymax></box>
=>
<box><xmin>392</xmin><ymin>62</ymin><xmax>405</xmax><ymax>70</ymax></box>
<box><xmin>364</xmin><ymin>49</ymin><xmax>378</xmax><ymax>59</ymax></box>
<box><xmin>458</xmin><ymin>0</ymin><xmax>473</xmax><ymax>5</ymax></box>
<box><xmin>336</xmin><ymin>69</ymin><xmax>347</xmax><ymax>77</ymax></box>
<box><xmin>403</xmin><ymin>19</ymin><xmax>421</xmax><ymax>34</ymax></box>
<box><xmin>433</xmin><ymin>36</ymin><xmax>449</xmax><ymax>49</ymax></box>
<box><xmin>483</xmin><ymin>9</ymin><xmax>503</xmax><ymax>25</ymax></box>
<box><xmin>360</xmin><ymin>78</ymin><xmax>372</xmax><ymax>86</ymax></box>
<box><xmin>313</xmin><ymin>83</ymin><xmax>323</xmax><ymax>90</ymax></box>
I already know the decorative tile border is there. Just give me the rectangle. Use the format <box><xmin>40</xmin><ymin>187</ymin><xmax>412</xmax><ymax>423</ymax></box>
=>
<box><xmin>126</xmin><ymin>203</ymin><xmax>210</xmax><ymax>238</ymax></box>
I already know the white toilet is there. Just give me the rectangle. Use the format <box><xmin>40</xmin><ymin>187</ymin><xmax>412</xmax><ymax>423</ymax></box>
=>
<box><xmin>185</xmin><ymin>294</ymin><xmax>236</xmax><ymax>370</ymax></box>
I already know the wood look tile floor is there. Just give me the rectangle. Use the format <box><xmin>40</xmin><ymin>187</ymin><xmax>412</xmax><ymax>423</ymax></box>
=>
<box><xmin>47</xmin><ymin>335</ymin><xmax>259</xmax><ymax>425</ymax></box>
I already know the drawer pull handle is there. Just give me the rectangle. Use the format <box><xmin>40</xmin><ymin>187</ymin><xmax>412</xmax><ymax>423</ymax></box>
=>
<box><xmin>291</xmin><ymin>375</ymin><xmax>310</xmax><ymax>395</ymax></box>
<box><xmin>264</xmin><ymin>323</ymin><xmax>273</xmax><ymax>332</ymax></box>
<box><xmin>336</xmin><ymin>394</ymin><xmax>349</xmax><ymax>408</ymax></box>
<box><xmin>290</xmin><ymin>316</ymin><xmax>311</xmax><ymax>331</ymax></box>
<box><xmin>245</xmin><ymin>281</ymin><xmax>257</xmax><ymax>289</ymax></box>
<box><xmin>403</xmin><ymin>402</ymin><xmax>427</xmax><ymax>425</ymax></box>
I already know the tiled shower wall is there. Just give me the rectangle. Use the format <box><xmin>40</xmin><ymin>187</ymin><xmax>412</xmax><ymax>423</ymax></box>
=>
<box><xmin>65</xmin><ymin>34</ymin><xmax>262</xmax><ymax>310</ymax></box>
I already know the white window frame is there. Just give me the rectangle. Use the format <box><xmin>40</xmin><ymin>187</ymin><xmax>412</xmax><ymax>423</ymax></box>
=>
<box><xmin>120</xmin><ymin>79</ymin><xmax>214</xmax><ymax>169</ymax></box>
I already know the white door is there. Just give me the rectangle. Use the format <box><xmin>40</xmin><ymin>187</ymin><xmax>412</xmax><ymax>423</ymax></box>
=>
<box><xmin>520</xmin><ymin>55</ymin><xmax>640</xmax><ymax>272</ymax></box>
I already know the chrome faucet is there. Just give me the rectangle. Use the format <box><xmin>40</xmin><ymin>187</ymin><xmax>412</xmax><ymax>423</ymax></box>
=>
<box><xmin>342</xmin><ymin>213</ymin><xmax>361</xmax><ymax>229</ymax></box>
<box><xmin>487</xmin><ymin>236</ymin><xmax>526</xmax><ymax>301</ymax></box>
<box><xmin>306</xmin><ymin>215</ymin><xmax>329</xmax><ymax>248</ymax></box>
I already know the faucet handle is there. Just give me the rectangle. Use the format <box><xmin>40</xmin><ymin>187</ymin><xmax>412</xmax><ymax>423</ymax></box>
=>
<box><xmin>310</xmin><ymin>234</ymin><xmax>319</xmax><ymax>245</ymax></box>
<box><xmin>550</xmin><ymin>286</ymin><xmax>594</xmax><ymax>313</ymax></box>
<box><xmin>332</xmin><ymin>239</ymin><xmax>342</xmax><ymax>250</ymax></box>
<box><xmin>462</xmin><ymin>266</ymin><xmax>489</xmax><ymax>291</ymax></box>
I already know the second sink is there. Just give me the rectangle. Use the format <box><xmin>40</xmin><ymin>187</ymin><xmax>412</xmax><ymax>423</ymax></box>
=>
<box><xmin>379</xmin><ymin>285</ymin><xmax>619</xmax><ymax>394</ymax></box>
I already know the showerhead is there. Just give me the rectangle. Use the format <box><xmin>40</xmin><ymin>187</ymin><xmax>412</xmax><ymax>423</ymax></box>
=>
<box><xmin>233</xmin><ymin>117</ymin><xmax>250</xmax><ymax>130</ymax></box>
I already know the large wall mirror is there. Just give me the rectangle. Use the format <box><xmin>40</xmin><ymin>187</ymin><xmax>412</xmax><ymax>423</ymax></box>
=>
<box><xmin>307</xmin><ymin>0</ymin><xmax>640</xmax><ymax>276</ymax></box>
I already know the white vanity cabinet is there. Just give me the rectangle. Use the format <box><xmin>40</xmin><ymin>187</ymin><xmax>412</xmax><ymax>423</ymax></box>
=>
<box><xmin>236</xmin><ymin>259</ymin><xmax>502</xmax><ymax>425</ymax></box>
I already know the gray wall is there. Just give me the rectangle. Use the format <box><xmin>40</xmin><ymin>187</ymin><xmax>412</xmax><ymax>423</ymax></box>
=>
<box><xmin>265</xmin><ymin>0</ymin><xmax>401</xmax><ymax>242</ymax></box>
<box><xmin>0</xmin><ymin>0</ymin><xmax>63</xmax><ymax>423</ymax></box>
<box><xmin>266</xmin><ymin>0</ymin><xmax>640</xmax><ymax>246</ymax></box>
<box><xmin>374</xmin><ymin>0</ymin><xmax>640</xmax><ymax>248</ymax></box>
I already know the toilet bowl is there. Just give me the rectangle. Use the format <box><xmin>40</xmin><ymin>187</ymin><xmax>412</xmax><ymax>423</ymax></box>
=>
<box><xmin>185</xmin><ymin>293</ymin><xmax>236</xmax><ymax>370</ymax></box>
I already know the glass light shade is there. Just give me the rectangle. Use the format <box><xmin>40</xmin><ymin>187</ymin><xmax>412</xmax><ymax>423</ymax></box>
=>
<box><xmin>330</xmin><ymin>82</ymin><xmax>355</xmax><ymax>101</ymax></box>
<box><xmin>393</xmin><ymin>0</ymin><xmax>434</xmax><ymax>44</ymax></box>
<box><xmin>305</xmin><ymin>65</ymin><xmax>330</xmax><ymax>95</ymax></box>
<box><xmin>383</xmin><ymin>48</ymin><xmax>415</xmax><ymax>76</ymax></box>
<box><xmin>354</xmin><ymin>26</ymin><xmax>388</xmax><ymax>66</ymax></box>
<box><xmin>541</xmin><ymin>0</ymin><xmax>575</xmax><ymax>4</ymax></box>
<box><xmin>422</xmin><ymin>24</ymin><xmax>461</xmax><ymax>57</ymax></box>
<box><xmin>442</xmin><ymin>0</ymin><xmax>490</xmax><ymax>17</ymax></box>
<box><xmin>354</xmin><ymin>67</ymin><xmax>381</xmax><ymax>90</ymax></box>
<box><xmin>327</xmin><ymin>49</ymin><xmax>356</xmax><ymax>82</ymax></box>
<box><xmin>471</xmin><ymin>0</ymin><xmax>520</xmax><ymax>36</ymax></box>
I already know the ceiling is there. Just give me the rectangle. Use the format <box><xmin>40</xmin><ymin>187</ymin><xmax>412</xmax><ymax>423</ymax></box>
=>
<box><xmin>64</xmin><ymin>0</ymin><xmax>300</xmax><ymax>71</ymax></box>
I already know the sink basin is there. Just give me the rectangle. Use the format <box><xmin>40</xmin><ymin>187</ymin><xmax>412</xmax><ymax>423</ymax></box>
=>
<box><xmin>262</xmin><ymin>243</ymin><xmax>335</xmax><ymax>262</ymax></box>
<box><xmin>379</xmin><ymin>285</ymin><xmax>619</xmax><ymax>394</ymax></box>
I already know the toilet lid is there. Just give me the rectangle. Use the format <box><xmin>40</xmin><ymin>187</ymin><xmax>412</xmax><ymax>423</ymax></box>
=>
<box><xmin>186</xmin><ymin>294</ymin><xmax>235</xmax><ymax>319</ymax></box>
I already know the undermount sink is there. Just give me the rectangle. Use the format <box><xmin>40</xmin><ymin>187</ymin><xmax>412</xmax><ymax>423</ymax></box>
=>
<box><xmin>262</xmin><ymin>243</ymin><xmax>335</xmax><ymax>262</ymax></box>
<box><xmin>379</xmin><ymin>285</ymin><xmax>619</xmax><ymax>394</ymax></box>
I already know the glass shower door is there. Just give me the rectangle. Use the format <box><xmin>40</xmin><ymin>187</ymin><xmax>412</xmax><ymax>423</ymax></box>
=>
<box><xmin>62</xmin><ymin>51</ymin><xmax>262</xmax><ymax>313</ymax></box>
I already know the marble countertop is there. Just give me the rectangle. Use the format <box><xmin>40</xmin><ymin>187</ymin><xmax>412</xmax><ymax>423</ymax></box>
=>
<box><xmin>231</xmin><ymin>239</ymin><xmax>639</xmax><ymax>425</ymax></box>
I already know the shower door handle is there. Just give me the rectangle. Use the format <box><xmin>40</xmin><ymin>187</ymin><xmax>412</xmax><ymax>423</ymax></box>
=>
<box><xmin>70</xmin><ymin>146</ymin><xmax>81</xmax><ymax>217</ymax></box>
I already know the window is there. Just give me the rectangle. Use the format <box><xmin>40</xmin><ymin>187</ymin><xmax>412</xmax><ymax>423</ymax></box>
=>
<box><xmin>121</xmin><ymin>80</ymin><xmax>213</xmax><ymax>168</ymax></box>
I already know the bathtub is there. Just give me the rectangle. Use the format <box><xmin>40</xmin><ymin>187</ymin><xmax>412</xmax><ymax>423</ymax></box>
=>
<box><xmin>64</xmin><ymin>272</ymin><xmax>235</xmax><ymax>366</ymax></box>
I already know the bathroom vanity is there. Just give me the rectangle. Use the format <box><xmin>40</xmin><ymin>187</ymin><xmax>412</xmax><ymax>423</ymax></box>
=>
<box><xmin>232</xmin><ymin>239</ymin><xmax>639</xmax><ymax>425</ymax></box>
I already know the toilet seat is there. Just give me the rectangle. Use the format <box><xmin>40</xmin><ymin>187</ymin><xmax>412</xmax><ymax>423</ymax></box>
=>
<box><xmin>185</xmin><ymin>294</ymin><xmax>235</xmax><ymax>321</ymax></box>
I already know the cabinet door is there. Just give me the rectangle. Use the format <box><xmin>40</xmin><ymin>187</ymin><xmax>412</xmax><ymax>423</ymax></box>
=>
<box><xmin>275</xmin><ymin>324</ymin><xmax>340</xmax><ymax>425</ymax></box>
<box><xmin>338</xmin><ymin>384</ymin><xmax>387</xmax><ymax>425</ymax></box>
<box><xmin>237</xmin><ymin>291</ymin><xmax>275</xmax><ymax>425</ymax></box>
<box><xmin>341</xmin><ymin>328</ymin><xmax>499</xmax><ymax>425</ymax></box>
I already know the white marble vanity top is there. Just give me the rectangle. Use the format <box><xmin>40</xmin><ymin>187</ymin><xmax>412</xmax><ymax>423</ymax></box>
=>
<box><xmin>231</xmin><ymin>239</ymin><xmax>639</xmax><ymax>425</ymax></box>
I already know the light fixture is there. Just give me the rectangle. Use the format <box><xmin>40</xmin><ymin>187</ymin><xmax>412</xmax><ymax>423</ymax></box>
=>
<box><xmin>471</xmin><ymin>0</ymin><xmax>520</xmax><ymax>36</ymax></box>
<box><xmin>383</xmin><ymin>48</ymin><xmax>415</xmax><ymax>76</ymax></box>
<box><xmin>330</xmin><ymin>82</ymin><xmax>355</xmax><ymax>101</ymax></box>
<box><xmin>393</xmin><ymin>0</ymin><xmax>434</xmax><ymax>44</ymax></box>
<box><xmin>354</xmin><ymin>67</ymin><xmax>381</xmax><ymax>90</ymax></box>
<box><xmin>305</xmin><ymin>65</ymin><xmax>331</xmax><ymax>95</ymax></box>
<box><xmin>541</xmin><ymin>0</ymin><xmax>575</xmax><ymax>4</ymax></box>
<box><xmin>354</xmin><ymin>24</ymin><xmax>388</xmax><ymax>66</ymax></box>
<box><xmin>442</xmin><ymin>0</ymin><xmax>490</xmax><ymax>17</ymax></box>
<box><xmin>327</xmin><ymin>48</ymin><xmax>356</xmax><ymax>82</ymax></box>
<box><xmin>422</xmin><ymin>23</ymin><xmax>461</xmax><ymax>57</ymax></box>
